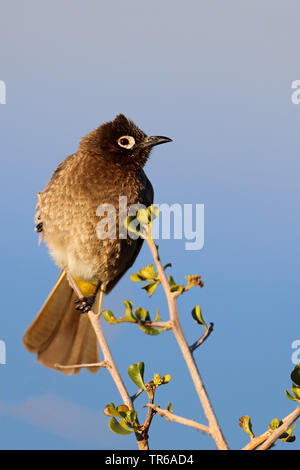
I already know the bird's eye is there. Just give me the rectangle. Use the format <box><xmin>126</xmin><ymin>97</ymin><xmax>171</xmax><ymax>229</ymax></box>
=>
<box><xmin>117</xmin><ymin>135</ymin><xmax>135</xmax><ymax>149</ymax></box>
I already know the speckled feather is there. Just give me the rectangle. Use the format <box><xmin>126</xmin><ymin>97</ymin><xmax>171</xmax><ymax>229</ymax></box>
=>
<box><xmin>23</xmin><ymin>114</ymin><xmax>161</xmax><ymax>374</ymax></box>
<box><xmin>37</xmin><ymin>114</ymin><xmax>154</xmax><ymax>292</ymax></box>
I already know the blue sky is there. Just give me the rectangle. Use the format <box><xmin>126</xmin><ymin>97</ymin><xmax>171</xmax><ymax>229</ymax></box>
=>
<box><xmin>1</xmin><ymin>0</ymin><xmax>300</xmax><ymax>449</ymax></box>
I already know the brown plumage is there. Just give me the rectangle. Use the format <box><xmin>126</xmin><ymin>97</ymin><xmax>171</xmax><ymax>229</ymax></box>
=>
<box><xmin>23</xmin><ymin>114</ymin><xmax>172</xmax><ymax>374</ymax></box>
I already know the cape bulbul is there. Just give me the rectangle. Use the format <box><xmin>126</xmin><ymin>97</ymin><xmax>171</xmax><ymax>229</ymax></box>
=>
<box><xmin>23</xmin><ymin>114</ymin><xmax>172</xmax><ymax>374</ymax></box>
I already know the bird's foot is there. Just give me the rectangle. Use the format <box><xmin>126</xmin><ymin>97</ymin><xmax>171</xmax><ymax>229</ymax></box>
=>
<box><xmin>74</xmin><ymin>296</ymin><xmax>95</xmax><ymax>313</ymax></box>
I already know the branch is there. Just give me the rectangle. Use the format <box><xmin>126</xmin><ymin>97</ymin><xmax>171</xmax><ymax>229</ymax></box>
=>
<box><xmin>142</xmin><ymin>321</ymin><xmax>171</xmax><ymax>328</ymax></box>
<box><xmin>258</xmin><ymin>407</ymin><xmax>300</xmax><ymax>450</ymax></box>
<box><xmin>145</xmin><ymin>404</ymin><xmax>211</xmax><ymax>435</ymax></box>
<box><xmin>241</xmin><ymin>407</ymin><xmax>300</xmax><ymax>450</ymax></box>
<box><xmin>55</xmin><ymin>361</ymin><xmax>108</xmax><ymax>370</ymax></box>
<box><xmin>131</xmin><ymin>388</ymin><xmax>145</xmax><ymax>402</ymax></box>
<box><xmin>242</xmin><ymin>430</ymin><xmax>272</xmax><ymax>450</ymax></box>
<box><xmin>141</xmin><ymin>389</ymin><xmax>156</xmax><ymax>442</ymax></box>
<box><xmin>66</xmin><ymin>272</ymin><xmax>148</xmax><ymax>451</ymax></box>
<box><xmin>109</xmin><ymin>317</ymin><xmax>172</xmax><ymax>329</ymax></box>
<box><xmin>189</xmin><ymin>323</ymin><xmax>214</xmax><ymax>353</ymax></box>
<box><xmin>146</xmin><ymin>237</ymin><xmax>228</xmax><ymax>450</ymax></box>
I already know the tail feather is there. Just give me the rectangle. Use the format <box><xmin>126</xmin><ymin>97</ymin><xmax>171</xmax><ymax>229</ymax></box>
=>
<box><xmin>23</xmin><ymin>271</ymin><xmax>100</xmax><ymax>375</ymax></box>
<box><xmin>62</xmin><ymin>310</ymin><xmax>100</xmax><ymax>374</ymax></box>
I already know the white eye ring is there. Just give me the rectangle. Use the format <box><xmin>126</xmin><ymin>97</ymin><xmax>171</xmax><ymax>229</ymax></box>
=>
<box><xmin>117</xmin><ymin>135</ymin><xmax>136</xmax><ymax>149</ymax></box>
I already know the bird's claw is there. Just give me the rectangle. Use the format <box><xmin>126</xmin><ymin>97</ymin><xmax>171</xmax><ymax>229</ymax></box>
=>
<box><xmin>74</xmin><ymin>296</ymin><xmax>95</xmax><ymax>313</ymax></box>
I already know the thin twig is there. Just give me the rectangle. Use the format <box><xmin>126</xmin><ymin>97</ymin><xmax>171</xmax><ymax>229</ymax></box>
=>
<box><xmin>189</xmin><ymin>323</ymin><xmax>214</xmax><ymax>353</ymax></box>
<box><xmin>55</xmin><ymin>361</ymin><xmax>108</xmax><ymax>370</ymax></box>
<box><xmin>146</xmin><ymin>237</ymin><xmax>228</xmax><ymax>450</ymax></box>
<box><xmin>141</xmin><ymin>390</ymin><xmax>156</xmax><ymax>441</ymax></box>
<box><xmin>66</xmin><ymin>272</ymin><xmax>149</xmax><ymax>451</ymax></box>
<box><xmin>143</xmin><ymin>321</ymin><xmax>172</xmax><ymax>329</ymax></box>
<box><xmin>131</xmin><ymin>388</ymin><xmax>144</xmax><ymax>402</ymax></box>
<box><xmin>110</xmin><ymin>318</ymin><xmax>172</xmax><ymax>329</ymax></box>
<box><xmin>258</xmin><ymin>407</ymin><xmax>300</xmax><ymax>450</ymax></box>
<box><xmin>145</xmin><ymin>404</ymin><xmax>211</xmax><ymax>435</ymax></box>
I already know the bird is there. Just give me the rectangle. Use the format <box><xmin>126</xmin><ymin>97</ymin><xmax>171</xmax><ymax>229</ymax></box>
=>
<box><xmin>23</xmin><ymin>114</ymin><xmax>172</xmax><ymax>374</ymax></box>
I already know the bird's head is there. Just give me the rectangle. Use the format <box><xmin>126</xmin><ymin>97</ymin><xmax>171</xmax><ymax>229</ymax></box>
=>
<box><xmin>79</xmin><ymin>114</ymin><xmax>172</xmax><ymax>169</ymax></box>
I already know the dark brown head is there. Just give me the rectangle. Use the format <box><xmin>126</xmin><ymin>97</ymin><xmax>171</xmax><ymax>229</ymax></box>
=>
<box><xmin>79</xmin><ymin>114</ymin><xmax>172</xmax><ymax>169</ymax></box>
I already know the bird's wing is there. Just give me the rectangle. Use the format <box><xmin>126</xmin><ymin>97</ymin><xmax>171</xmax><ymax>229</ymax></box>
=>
<box><xmin>139</xmin><ymin>169</ymin><xmax>154</xmax><ymax>207</ymax></box>
<box><xmin>34</xmin><ymin>154</ymin><xmax>77</xmax><ymax>235</ymax></box>
<box><xmin>105</xmin><ymin>171</ymin><xmax>154</xmax><ymax>293</ymax></box>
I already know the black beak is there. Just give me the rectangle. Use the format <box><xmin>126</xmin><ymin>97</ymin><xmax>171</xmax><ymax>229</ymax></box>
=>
<box><xmin>139</xmin><ymin>135</ymin><xmax>173</xmax><ymax>149</ymax></box>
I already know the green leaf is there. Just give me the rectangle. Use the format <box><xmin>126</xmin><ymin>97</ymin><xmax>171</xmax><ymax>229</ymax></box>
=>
<box><xmin>280</xmin><ymin>425</ymin><xmax>296</xmax><ymax>443</ymax></box>
<box><xmin>134</xmin><ymin>307</ymin><xmax>151</xmax><ymax>322</ymax></box>
<box><xmin>285</xmin><ymin>387</ymin><xmax>300</xmax><ymax>402</ymax></box>
<box><xmin>285</xmin><ymin>390</ymin><xmax>299</xmax><ymax>402</ymax></box>
<box><xmin>269</xmin><ymin>418</ymin><xmax>281</xmax><ymax>430</ymax></box>
<box><xmin>168</xmin><ymin>275</ymin><xmax>176</xmax><ymax>286</ymax></box>
<box><xmin>125</xmin><ymin>215</ymin><xmax>134</xmax><ymax>229</ymax></box>
<box><xmin>154</xmin><ymin>308</ymin><xmax>160</xmax><ymax>322</ymax></box>
<box><xmin>170</xmin><ymin>284</ymin><xmax>184</xmax><ymax>294</ymax></box>
<box><xmin>119</xmin><ymin>417</ymin><xmax>134</xmax><ymax>430</ymax></box>
<box><xmin>239</xmin><ymin>415</ymin><xmax>255</xmax><ymax>439</ymax></box>
<box><xmin>291</xmin><ymin>365</ymin><xmax>300</xmax><ymax>387</ymax></box>
<box><xmin>104</xmin><ymin>403</ymin><xmax>132</xmax><ymax>419</ymax></box>
<box><xmin>148</xmin><ymin>206</ymin><xmax>160</xmax><ymax>221</ymax></box>
<box><xmin>116</xmin><ymin>405</ymin><xmax>130</xmax><ymax>418</ymax></box>
<box><xmin>126</xmin><ymin>410</ymin><xmax>137</xmax><ymax>423</ymax></box>
<box><xmin>185</xmin><ymin>274</ymin><xmax>204</xmax><ymax>289</ymax></box>
<box><xmin>123</xmin><ymin>300</ymin><xmax>136</xmax><ymax>321</ymax></box>
<box><xmin>130</xmin><ymin>273</ymin><xmax>143</xmax><ymax>282</ymax></box>
<box><xmin>281</xmin><ymin>434</ymin><xmax>296</xmax><ymax>443</ymax></box>
<box><xmin>291</xmin><ymin>386</ymin><xmax>300</xmax><ymax>400</ymax></box>
<box><xmin>162</xmin><ymin>374</ymin><xmax>172</xmax><ymax>384</ymax></box>
<box><xmin>153</xmin><ymin>374</ymin><xmax>162</xmax><ymax>386</ymax></box>
<box><xmin>191</xmin><ymin>305</ymin><xmax>207</xmax><ymax>328</ymax></box>
<box><xmin>137</xmin><ymin>209</ymin><xmax>149</xmax><ymax>225</ymax></box>
<box><xmin>168</xmin><ymin>276</ymin><xmax>184</xmax><ymax>293</ymax></box>
<box><xmin>105</xmin><ymin>404</ymin><xmax>138</xmax><ymax>432</ymax></box>
<box><xmin>108</xmin><ymin>417</ymin><xmax>134</xmax><ymax>435</ymax></box>
<box><xmin>128</xmin><ymin>362</ymin><xmax>146</xmax><ymax>390</ymax></box>
<box><xmin>126</xmin><ymin>216</ymin><xmax>140</xmax><ymax>234</ymax></box>
<box><xmin>139</xmin><ymin>324</ymin><xmax>164</xmax><ymax>335</ymax></box>
<box><xmin>102</xmin><ymin>310</ymin><xmax>118</xmax><ymax>324</ymax></box>
<box><xmin>153</xmin><ymin>373</ymin><xmax>171</xmax><ymax>386</ymax></box>
<box><xmin>142</xmin><ymin>281</ymin><xmax>160</xmax><ymax>297</ymax></box>
<box><xmin>167</xmin><ymin>402</ymin><xmax>173</xmax><ymax>413</ymax></box>
<box><xmin>104</xmin><ymin>403</ymin><xmax>121</xmax><ymax>417</ymax></box>
<box><xmin>138</xmin><ymin>264</ymin><xmax>156</xmax><ymax>280</ymax></box>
